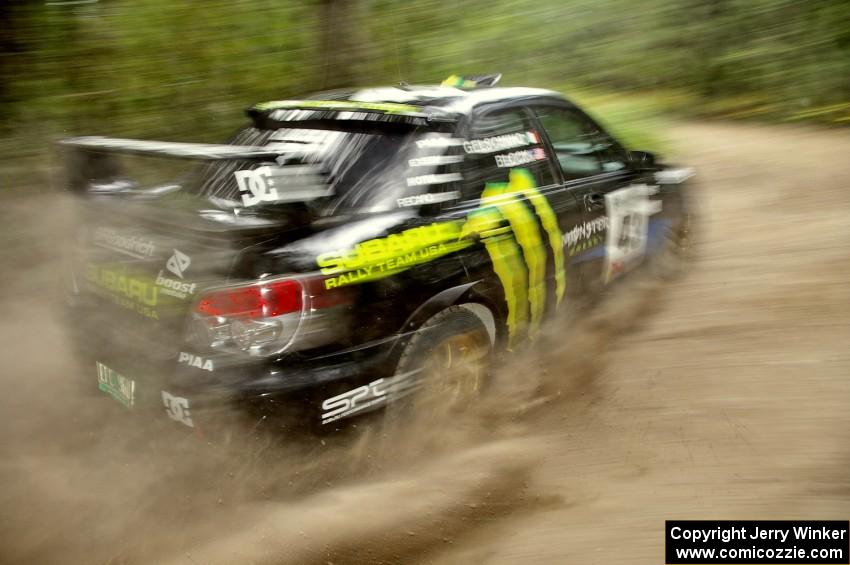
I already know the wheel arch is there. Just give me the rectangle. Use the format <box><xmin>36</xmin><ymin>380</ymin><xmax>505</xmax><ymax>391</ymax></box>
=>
<box><xmin>392</xmin><ymin>280</ymin><xmax>505</xmax><ymax>357</ymax></box>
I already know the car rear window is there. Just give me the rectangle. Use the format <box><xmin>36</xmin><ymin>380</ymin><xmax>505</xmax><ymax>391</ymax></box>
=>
<box><xmin>189</xmin><ymin>120</ymin><xmax>462</xmax><ymax>215</ymax></box>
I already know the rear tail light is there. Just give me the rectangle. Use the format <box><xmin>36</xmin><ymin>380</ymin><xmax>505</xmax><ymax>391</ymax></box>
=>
<box><xmin>190</xmin><ymin>276</ymin><xmax>350</xmax><ymax>356</ymax></box>
<box><xmin>195</xmin><ymin>280</ymin><xmax>303</xmax><ymax>319</ymax></box>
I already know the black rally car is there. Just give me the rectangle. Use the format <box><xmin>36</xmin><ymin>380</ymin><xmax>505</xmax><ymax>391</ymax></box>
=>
<box><xmin>62</xmin><ymin>75</ymin><xmax>693</xmax><ymax>432</ymax></box>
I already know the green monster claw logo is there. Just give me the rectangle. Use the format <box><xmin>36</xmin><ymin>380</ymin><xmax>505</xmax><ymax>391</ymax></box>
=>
<box><xmin>460</xmin><ymin>169</ymin><xmax>565</xmax><ymax>346</ymax></box>
<box><xmin>315</xmin><ymin>168</ymin><xmax>565</xmax><ymax>346</ymax></box>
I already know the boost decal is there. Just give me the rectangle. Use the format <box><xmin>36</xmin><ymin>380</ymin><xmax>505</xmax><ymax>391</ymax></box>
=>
<box><xmin>156</xmin><ymin>250</ymin><xmax>197</xmax><ymax>300</ymax></box>
<box><xmin>165</xmin><ymin>249</ymin><xmax>190</xmax><ymax>279</ymax></box>
<box><xmin>155</xmin><ymin>270</ymin><xmax>197</xmax><ymax>300</ymax></box>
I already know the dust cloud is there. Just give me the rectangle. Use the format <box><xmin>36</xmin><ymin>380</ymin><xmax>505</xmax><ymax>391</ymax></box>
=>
<box><xmin>0</xmin><ymin>187</ymin><xmax>580</xmax><ymax>565</ymax></box>
<box><xmin>1</xmin><ymin>122</ymin><xmax>849</xmax><ymax>564</ymax></box>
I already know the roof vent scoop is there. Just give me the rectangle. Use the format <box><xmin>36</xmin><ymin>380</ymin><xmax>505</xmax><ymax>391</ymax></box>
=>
<box><xmin>440</xmin><ymin>74</ymin><xmax>502</xmax><ymax>90</ymax></box>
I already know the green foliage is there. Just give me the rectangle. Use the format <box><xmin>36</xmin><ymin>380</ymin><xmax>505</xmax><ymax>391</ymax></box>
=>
<box><xmin>564</xmin><ymin>88</ymin><xmax>677</xmax><ymax>154</ymax></box>
<box><xmin>0</xmin><ymin>0</ymin><xmax>847</xmax><ymax>190</ymax></box>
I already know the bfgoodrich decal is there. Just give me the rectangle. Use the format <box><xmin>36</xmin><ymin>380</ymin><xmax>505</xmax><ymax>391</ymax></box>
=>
<box><xmin>92</xmin><ymin>227</ymin><xmax>155</xmax><ymax>259</ymax></box>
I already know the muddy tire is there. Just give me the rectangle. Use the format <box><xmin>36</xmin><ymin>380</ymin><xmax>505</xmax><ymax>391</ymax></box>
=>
<box><xmin>649</xmin><ymin>211</ymin><xmax>694</xmax><ymax>280</ymax></box>
<box><xmin>391</xmin><ymin>306</ymin><xmax>494</xmax><ymax>423</ymax></box>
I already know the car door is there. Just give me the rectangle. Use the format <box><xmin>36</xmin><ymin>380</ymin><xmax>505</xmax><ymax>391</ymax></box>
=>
<box><xmin>453</xmin><ymin>104</ymin><xmax>585</xmax><ymax>343</ymax></box>
<box><xmin>529</xmin><ymin>103</ymin><xmax>657</xmax><ymax>290</ymax></box>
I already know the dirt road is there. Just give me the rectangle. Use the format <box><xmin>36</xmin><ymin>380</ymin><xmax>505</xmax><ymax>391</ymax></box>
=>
<box><xmin>0</xmin><ymin>122</ymin><xmax>848</xmax><ymax>564</ymax></box>
<box><xmin>424</xmin><ymin>123</ymin><xmax>850</xmax><ymax>563</ymax></box>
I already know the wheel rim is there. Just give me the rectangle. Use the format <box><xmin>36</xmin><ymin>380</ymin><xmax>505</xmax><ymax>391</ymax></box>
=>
<box><xmin>420</xmin><ymin>330</ymin><xmax>490</xmax><ymax>408</ymax></box>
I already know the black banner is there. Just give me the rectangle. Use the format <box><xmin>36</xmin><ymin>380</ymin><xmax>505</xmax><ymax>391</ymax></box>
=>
<box><xmin>666</xmin><ymin>521</ymin><xmax>849</xmax><ymax>564</ymax></box>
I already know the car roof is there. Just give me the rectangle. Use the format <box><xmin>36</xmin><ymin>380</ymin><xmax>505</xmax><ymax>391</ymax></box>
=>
<box><xmin>257</xmin><ymin>85</ymin><xmax>573</xmax><ymax>121</ymax></box>
<box><xmin>345</xmin><ymin>85</ymin><xmax>567</xmax><ymax>110</ymax></box>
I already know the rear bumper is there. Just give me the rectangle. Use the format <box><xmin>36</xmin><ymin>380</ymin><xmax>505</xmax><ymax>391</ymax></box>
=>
<box><xmin>68</xmin><ymin>311</ymin><xmax>400</xmax><ymax>432</ymax></box>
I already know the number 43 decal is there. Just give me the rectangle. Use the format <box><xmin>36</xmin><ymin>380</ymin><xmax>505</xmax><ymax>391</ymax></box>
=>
<box><xmin>604</xmin><ymin>184</ymin><xmax>662</xmax><ymax>282</ymax></box>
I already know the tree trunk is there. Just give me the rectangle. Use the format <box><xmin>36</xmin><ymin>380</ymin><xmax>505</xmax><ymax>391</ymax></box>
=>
<box><xmin>317</xmin><ymin>0</ymin><xmax>362</xmax><ymax>90</ymax></box>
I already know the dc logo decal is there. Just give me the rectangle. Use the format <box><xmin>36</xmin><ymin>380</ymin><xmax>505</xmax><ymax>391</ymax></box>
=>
<box><xmin>166</xmin><ymin>248</ymin><xmax>191</xmax><ymax>279</ymax></box>
<box><xmin>234</xmin><ymin>167</ymin><xmax>278</xmax><ymax>207</ymax></box>
<box><xmin>161</xmin><ymin>391</ymin><xmax>194</xmax><ymax>428</ymax></box>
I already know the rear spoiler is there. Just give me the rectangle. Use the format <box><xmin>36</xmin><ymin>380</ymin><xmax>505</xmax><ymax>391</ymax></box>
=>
<box><xmin>57</xmin><ymin>136</ymin><xmax>289</xmax><ymax>195</ymax></box>
<box><xmin>56</xmin><ymin>136</ymin><xmax>334</xmax><ymax>203</ymax></box>
<box><xmin>58</xmin><ymin>136</ymin><xmax>284</xmax><ymax>161</ymax></box>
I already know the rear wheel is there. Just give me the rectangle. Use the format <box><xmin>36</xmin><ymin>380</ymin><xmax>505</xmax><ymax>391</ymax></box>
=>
<box><xmin>393</xmin><ymin>306</ymin><xmax>494</xmax><ymax>421</ymax></box>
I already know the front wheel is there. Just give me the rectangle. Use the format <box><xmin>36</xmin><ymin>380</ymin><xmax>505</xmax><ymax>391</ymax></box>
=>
<box><xmin>648</xmin><ymin>211</ymin><xmax>694</xmax><ymax>279</ymax></box>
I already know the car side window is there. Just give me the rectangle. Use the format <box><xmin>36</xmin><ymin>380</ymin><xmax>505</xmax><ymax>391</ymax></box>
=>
<box><xmin>533</xmin><ymin>107</ymin><xmax>605</xmax><ymax>180</ymax></box>
<box><xmin>462</xmin><ymin>108</ymin><xmax>555</xmax><ymax>198</ymax></box>
<box><xmin>582</xmin><ymin>116</ymin><xmax>629</xmax><ymax>174</ymax></box>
